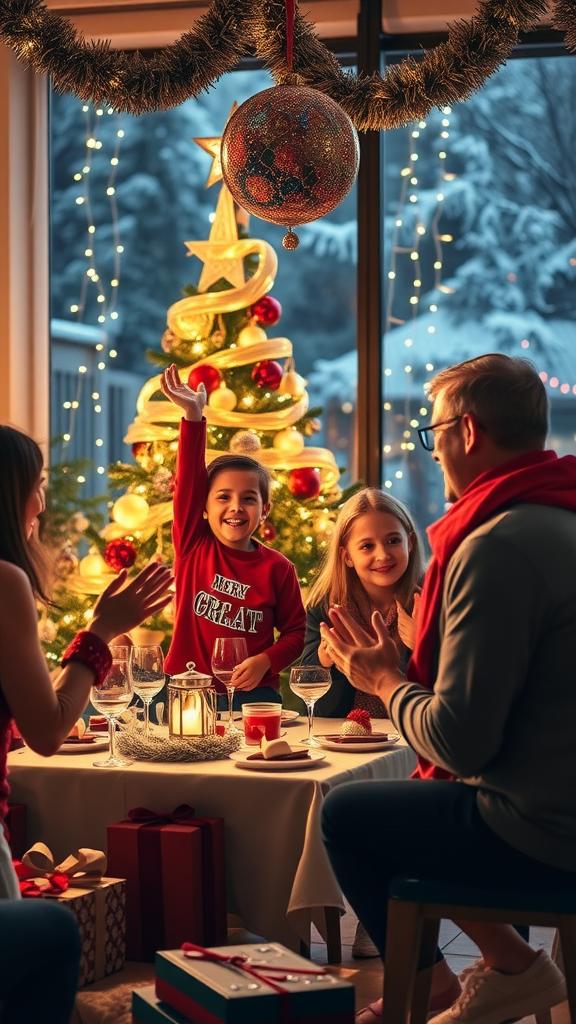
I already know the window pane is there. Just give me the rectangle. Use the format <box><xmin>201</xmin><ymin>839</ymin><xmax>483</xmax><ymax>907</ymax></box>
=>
<box><xmin>381</xmin><ymin>53</ymin><xmax>576</xmax><ymax>530</ymax></box>
<box><xmin>50</xmin><ymin>68</ymin><xmax>358</xmax><ymax>495</ymax></box>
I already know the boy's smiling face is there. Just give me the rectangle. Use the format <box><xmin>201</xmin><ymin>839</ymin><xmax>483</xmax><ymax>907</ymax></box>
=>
<box><xmin>206</xmin><ymin>468</ymin><xmax>269</xmax><ymax>551</ymax></box>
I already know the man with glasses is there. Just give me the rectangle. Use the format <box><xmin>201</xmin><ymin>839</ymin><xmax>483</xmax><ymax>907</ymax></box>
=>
<box><xmin>320</xmin><ymin>353</ymin><xmax>576</xmax><ymax>1024</ymax></box>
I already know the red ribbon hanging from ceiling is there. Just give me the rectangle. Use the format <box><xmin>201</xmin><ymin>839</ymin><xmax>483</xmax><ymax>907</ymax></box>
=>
<box><xmin>285</xmin><ymin>0</ymin><xmax>295</xmax><ymax>71</ymax></box>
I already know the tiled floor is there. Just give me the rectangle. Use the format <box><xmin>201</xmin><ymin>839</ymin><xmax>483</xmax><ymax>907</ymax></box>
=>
<box><xmin>308</xmin><ymin>906</ymin><xmax>567</xmax><ymax>1022</ymax></box>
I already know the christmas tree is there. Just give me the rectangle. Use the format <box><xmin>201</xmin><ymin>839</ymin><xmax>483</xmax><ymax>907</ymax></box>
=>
<box><xmin>41</xmin><ymin>127</ymin><xmax>354</xmax><ymax>660</ymax></box>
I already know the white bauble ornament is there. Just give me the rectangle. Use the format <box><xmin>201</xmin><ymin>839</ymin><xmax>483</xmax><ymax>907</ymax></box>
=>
<box><xmin>208</xmin><ymin>386</ymin><xmax>237</xmax><ymax>412</ymax></box>
<box><xmin>71</xmin><ymin>512</ymin><xmax>90</xmax><ymax>532</ymax></box>
<box><xmin>38</xmin><ymin>617</ymin><xmax>57</xmax><ymax>643</ymax></box>
<box><xmin>112</xmin><ymin>494</ymin><xmax>150</xmax><ymax>530</ymax></box>
<box><xmin>326</xmin><ymin>485</ymin><xmax>343</xmax><ymax>503</ymax></box>
<box><xmin>162</xmin><ymin>600</ymin><xmax>175</xmax><ymax>624</ymax></box>
<box><xmin>230</xmin><ymin>431</ymin><xmax>261</xmax><ymax>454</ymax></box>
<box><xmin>273</xmin><ymin>428</ymin><xmax>305</xmax><ymax>456</ymax></box>
<box><xmin>279</xmin><ymin>369</ymin><xmax>307</xmax><ymax>398</ymax></box>
<box><xmin>79</xmin><ymin>550</ymin><xmax>110</xmax><ymax>577</ymax></box>
<box><xmin>237</xmin><ymin>324</ymin><xmax>267</xmax><ymax>348</ymax></box>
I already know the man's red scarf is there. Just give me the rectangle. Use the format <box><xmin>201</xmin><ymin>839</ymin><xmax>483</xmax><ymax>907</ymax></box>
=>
<box><xmin>407</xmin><ymin>449</ymin><xmax>576</xmax><ymax>779</ymax></box>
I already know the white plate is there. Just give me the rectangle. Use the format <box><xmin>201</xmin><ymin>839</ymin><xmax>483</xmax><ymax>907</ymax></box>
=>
<box><xmin>230</xmin><ymin>748</ymin><xmax>326</xmax><ymax>771</ymax></box>
<box><xmin>58</xmin><ymin>736</ymin><xmax>109</xmax><ymax>754</ymax></box>
<box><xmin>281</xmin><ymin>710</ymin><xmax>300</xmax><ymax>723</ymax></box>
<box><xmin>313</xmin><ymin>733</ymin><xmax>400</xmax><ymax>753</ymax></box>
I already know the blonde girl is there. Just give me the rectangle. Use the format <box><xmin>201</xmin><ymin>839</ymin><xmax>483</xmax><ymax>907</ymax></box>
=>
<box><xmin>302</xmin><ymin>487</ymin><xmax>424</xmax><ymax>719</ymax></box>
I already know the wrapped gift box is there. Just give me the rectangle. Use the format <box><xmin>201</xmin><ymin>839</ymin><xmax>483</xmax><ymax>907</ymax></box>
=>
<box><xmin>154</xmin><ymin>944</ymin><xmax>355</xmax><ymax>1024</ymax></box>
<box><xmin>4</xmin><ymin>803</ymin><xmax>27</xmax><ymax>859</ymax></box>
<box><xmin>107</xmin><ymin>805</ymin><xmax>226</xmax><ymax>961</ymax></box>
<box><xmin>55</xmin><ymin>878</ymin><xmax>126</xmax><ymax>987</ymax></box>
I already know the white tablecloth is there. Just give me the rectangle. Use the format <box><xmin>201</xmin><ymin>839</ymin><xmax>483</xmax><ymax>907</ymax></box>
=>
<box><xmin>7</xmin><ymin>718</ymin><xmax>416</xmax><ymax>949</ymax></box>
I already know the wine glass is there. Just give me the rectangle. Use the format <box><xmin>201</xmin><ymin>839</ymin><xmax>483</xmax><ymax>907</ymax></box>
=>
<box><xmin>91</xmin><ymin>646</ymin><xmax>134</xmax><ymax>767</ymax></box>
<box><xmin>131</xmin><ymin>645</ymin><xmax>165</xmax><ymax>737</ymax></box>
<box><xmin>289</xmin><ymin>665</ymin><xmax>332</xmax><ymax>746</ymax></box>
<box><xmin>211</xmin><ymin>637</ymin><xmax>248</xmax><ymax>734</ymax></box>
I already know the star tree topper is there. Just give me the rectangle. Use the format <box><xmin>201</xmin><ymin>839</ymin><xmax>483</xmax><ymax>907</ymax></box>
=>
<box><xmin>188</xmin><ymin>105</ymin><xmax>245</xmax><ymax>293</ymax></box>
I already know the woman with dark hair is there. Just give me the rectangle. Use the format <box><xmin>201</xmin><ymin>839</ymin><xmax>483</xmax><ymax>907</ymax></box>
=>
<box><xmin>0</xmin><ymin>424</ymin><xmax>174</xmax><ymax>899</ymax></box>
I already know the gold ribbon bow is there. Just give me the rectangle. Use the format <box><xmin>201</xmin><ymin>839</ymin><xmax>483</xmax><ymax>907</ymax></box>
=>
<box><xmin>22</xmin><ymin>842</ymin><xmax>107</xmax><ymax>885</ymax></box>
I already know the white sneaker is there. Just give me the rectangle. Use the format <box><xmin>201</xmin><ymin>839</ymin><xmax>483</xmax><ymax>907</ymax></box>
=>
<box><xmin>427</xmin><ymin>951</ymin><xmax>566</xmax><ymax>1024</ymax></box>
<box><xmin>352</xmin><ymin>921</ymin><xmax>380</xmax><ymax>959</ymax></box>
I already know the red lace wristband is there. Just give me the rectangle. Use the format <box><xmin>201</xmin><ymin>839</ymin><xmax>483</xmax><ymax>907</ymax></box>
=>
<box><xmin>61</xmin><ymin>631</ymin><xmax>112</xmax><ymax>687</ymax></box>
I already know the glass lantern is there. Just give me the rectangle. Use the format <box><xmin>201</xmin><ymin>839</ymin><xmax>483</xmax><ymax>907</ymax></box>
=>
<box><xmin>167</xmin><ymin>662</ymin><xmax>217</xmax><ymax>739</ymax></box>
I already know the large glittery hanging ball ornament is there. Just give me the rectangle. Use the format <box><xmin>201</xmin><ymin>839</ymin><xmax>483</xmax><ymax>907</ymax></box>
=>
<box><xmin>221</xmin><ymin>85</ymin><xmax>360</xmax><ymax>248</ymax></box>
<box><xmin>188</xmin><ymin>364</ymin><xmax>221</xmax><ymax>395</ymax></box>
<box><xmin>238</xmin><ymin>324</ymin><xmax>267</xmax><ymax>348</ymax></box>
<box><xmin>230</xmin><ymin>431</ymin><xmax>261</xmax><ymax>455</ymax></box>
<box><xmin>208</xmin><ymin>386</ymin><xmax>237</xmax><ymax>412</ymax></box>
<box><xmin>288</xmin><ymin>467</ymin><xmax>322</xmax><ymax>500</ymax></box>
<box><xmin>251</xmin><ymin>360</ymin><xmax>283</xmax><ymax>391</ymax></box>
<box><xmin>261</xmin><ymin>520</ymin><xmax>277</xmax><ymax>542</ymax></box>
<box><xmin>104</xmin><ymin>537</ymin><xmax>137</xmax><ymax>572</ymax></box>
<box><xmin>251</xmin><ymin>296</ymin><xmax>282</xmax><ymax>327</ymax></box>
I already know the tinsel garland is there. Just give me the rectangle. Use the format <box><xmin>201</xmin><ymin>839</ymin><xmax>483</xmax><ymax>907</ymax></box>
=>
<box><xmin>115</xmin><ymin>721</ymin><xmax>242</xmax><ymax>762</ymax></box>
<box><xmin>0</xmin><ymin>0</ymin><xmax>572</xmax><ymax>125</ymax></box>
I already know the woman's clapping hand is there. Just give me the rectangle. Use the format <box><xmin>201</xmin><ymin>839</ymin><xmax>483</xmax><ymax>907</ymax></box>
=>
<box><xmin>89</xmin><ymin>563</ymin><xmax>174</xmax><ymax>644</ymax></box>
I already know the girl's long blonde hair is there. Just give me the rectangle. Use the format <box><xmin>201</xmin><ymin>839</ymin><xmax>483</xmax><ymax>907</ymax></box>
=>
<box><xmin>306</xmin><ymin>487</ymin><xmax>424</xmax><ymax>625</ymax></box>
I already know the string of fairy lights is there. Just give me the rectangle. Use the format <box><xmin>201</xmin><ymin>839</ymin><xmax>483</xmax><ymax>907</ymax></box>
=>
<box><xmin>382</xmin><ymin>105</ymin><xmax>455</xmax><ymax>492</ymax></box>
<box><xmin>59</xmin><ymin>100</ymin><xmax>125</xmax><ymax>482</ymax></box>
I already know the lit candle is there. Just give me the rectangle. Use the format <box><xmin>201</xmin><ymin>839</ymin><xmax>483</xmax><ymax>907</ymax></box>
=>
<box><xmin>181</xmin><ymin>700</ymin><xmax>202</xmax><ymax>736</ymax></box>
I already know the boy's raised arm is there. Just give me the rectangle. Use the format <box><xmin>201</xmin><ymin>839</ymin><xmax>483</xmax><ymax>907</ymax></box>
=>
<box><xmin>161</xmin><ymin>365</ymin><xmax>208</xmax><ymax>556</ymax></box>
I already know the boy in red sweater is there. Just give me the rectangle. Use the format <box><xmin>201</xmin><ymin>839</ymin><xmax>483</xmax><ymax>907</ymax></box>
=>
<box><xmin>161</xmin><ymin>364</ymin><xmax>305</xmax><ymax>706</ymax></box>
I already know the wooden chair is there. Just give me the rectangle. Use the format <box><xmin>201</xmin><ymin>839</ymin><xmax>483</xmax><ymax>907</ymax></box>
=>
<box><xmin>380</xmin><ymin>876</ymin><xmax>576</xmax><ymax>1024</ymax></box>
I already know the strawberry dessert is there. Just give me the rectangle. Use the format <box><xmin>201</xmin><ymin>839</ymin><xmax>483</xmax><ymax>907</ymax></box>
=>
<box><xmin>340</xmin><ymin>709</ymin><xmax>372</xmax><ymax>737</ymax></box>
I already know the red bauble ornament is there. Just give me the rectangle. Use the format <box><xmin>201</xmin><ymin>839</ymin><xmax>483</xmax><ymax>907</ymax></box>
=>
<box><xmin>251</xmin><ymin>360</ymin><xmax>283</xmax><ymax>390</ymax></box>
<box><xmin>131</xmin><ymin>441</ymin><xmax>150</xmax><ymax>460</ymax></box>
<box><xmin>288</xmin><ymin>467</ymin><xmax>322</xmax><ymax>500</ymax></box>
<box><xmin>251</xmin><ymin>296</ymin><xmax>282</xmax><ymax>327</ymax></box>
<box><xmin>261</xmin><ymin>520</ymin><xmax>277</xmax><ymax>542</ymax></box>
<box><xmin>188</xmin><ymin>364</ymin><xmax>221</xmax><ymax>394</ymax></box>
<box><xmin>104</xmin><ymin>538</ymin><xmax>137</xmax><ymax>572</ymax></box>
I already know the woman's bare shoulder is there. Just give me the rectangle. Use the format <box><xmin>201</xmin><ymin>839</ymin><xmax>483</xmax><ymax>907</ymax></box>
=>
<box><xmin>0</xmin><ymin>561</ymin><xmax>33</xmax><ymax>599</ymax></box>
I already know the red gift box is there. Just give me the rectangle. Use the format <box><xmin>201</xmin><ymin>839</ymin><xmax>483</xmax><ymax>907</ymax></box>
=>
<box><xmin>4</xmin><ymin>803</ymin><xmax>27</xmax><ymax>859</ymax></box>
<box><xmin>107</xmin><ymin>804</ymin><xmax>226</xmax><ymax>962</ymax></box>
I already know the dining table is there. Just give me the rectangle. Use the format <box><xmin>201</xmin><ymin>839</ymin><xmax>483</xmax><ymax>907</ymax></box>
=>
<box><xmin>7</xmin><ymin>717</ymin><xmax>417</xmax><ymax>955</ymax></box>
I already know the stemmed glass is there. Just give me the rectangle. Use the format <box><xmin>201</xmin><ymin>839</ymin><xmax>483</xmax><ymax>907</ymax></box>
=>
<box><xmin>289</xmin><ymin>665</ymin><xmax>332</xmax><ymax>746</ymax></box>
<box><xmin>211</xmin><ymin>637</ymin><xmax>248</xmax><ymax>734</ymax></box>
<box><xmin>131</xmin><ymin>645</ymin><xmax>165</xmax><ymax>737</ymax></box>
<box><xmin>91</xmin><ymin>646</ymin><xmax>134</xmax><ymax>767</ymax></box>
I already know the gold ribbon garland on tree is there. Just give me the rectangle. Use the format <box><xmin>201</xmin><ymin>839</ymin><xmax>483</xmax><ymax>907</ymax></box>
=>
<box><xmin>0</xmin><ymin>0</ymin><xmax>573</xmax><ymax>126</ymax></box>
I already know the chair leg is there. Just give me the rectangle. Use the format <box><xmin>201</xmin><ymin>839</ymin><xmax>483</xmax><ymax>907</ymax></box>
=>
<box><xmin>557</xmin><ymin>920</ymin><xmax>576</xmax><ymax>1024</ymax></box>
<box><xmin>410</xmin><ymin>917</ymin><xmax>441</xmax><ymax>1024</ymax></box>
<box><xmin>382</xmin><ymin>899</ymin><xmax>424</xmax><ymax>1024</ymax></box>
<box><xmin>324</xmin><ymin>906</ymin><xmax>342</xmax><ymax>964</ymax></box>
